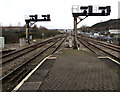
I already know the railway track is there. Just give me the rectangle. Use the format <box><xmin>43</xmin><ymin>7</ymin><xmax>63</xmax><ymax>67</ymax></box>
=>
<box><xmin>77</xmin><ymin>36</ymin><xmax>120</xmax><ymax>62</ymax></box>
<box><xmin>1</xmin><ymin>35</ymin><xmax>67</xmax><ymax>91</ymax></box>
<box><xmin>77</xmin><ymin>38</ymin><xmax>96</xmax><ymax>53</ymax></box>
<box><xmin>82</xmin><ymin>36</ymin><xmax>120</xmax><ymax>52</ymax></box>
<box><xmin>1</xmin><ymin>35</ymin><xmax>62</xmax><ymax>63</ymax></box>
<box><xmin>2</xmin><ymin>35</ymin><xmax>64</xmax><ymax>77</ymax></box>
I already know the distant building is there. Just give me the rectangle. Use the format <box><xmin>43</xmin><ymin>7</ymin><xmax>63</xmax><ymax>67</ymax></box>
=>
<box><xmin>0</xmin><ymin>26</ymin><xmax>24</xmax><ymax>29</ymax></box>
<box><xmin>109</xmin><ymin>29</ymin><xmax>120</xmax><ymax>34</ymax></box>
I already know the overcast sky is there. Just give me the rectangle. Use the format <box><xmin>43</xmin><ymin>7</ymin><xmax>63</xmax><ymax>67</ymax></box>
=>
<box><xmin>0</xmin><ymin>0</ymin><xmax>119</xmax><ymax>29</ymax></box>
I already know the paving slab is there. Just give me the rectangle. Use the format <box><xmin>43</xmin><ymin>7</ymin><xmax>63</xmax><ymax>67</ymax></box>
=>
<box><xmin>16</xmin><ymin>49</ymin><xmax>119</xmax><ymax>91</ymax></box>
<box><xmin>39</xmin><ymin>49</ymin><xmax>119</xmax><ymax>91</ymax></box>
<box><xmin>18</xmin><ymin>82</ymin><xmax>42</xmax><ymax>92</ymax></box>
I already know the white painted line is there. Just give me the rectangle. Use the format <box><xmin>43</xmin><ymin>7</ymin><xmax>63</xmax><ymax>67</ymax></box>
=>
<box><xmin>12</xmin><ymin>55</ymin><xmax>50</xmax><ymax>92</ymax></box>
<box><xmin>54</xmin><ymin>49</ymin><xmax>62</xmax><ymax>54</ymax></box>
<box><xmin>98</xmin><ymin>56</ymin><xmax>120</xmax><ymax>65</ymax></box>
<box><xmin>107</xmin><ymin>57</ymin><xmax>120</xmax><ymax>65</ymax></box>
<box><xmin>98</xmin><ymin>56</ymin><xmax>109</xmax><ymax>59</ymax></box>
<box><xmin>47</xmin><ymin>56</ymin><xmax>57</xmax><ymax>59</ymax></box>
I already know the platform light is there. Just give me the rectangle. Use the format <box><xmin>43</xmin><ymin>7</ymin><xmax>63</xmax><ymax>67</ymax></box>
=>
<box><xmin>102</xmin><ymin>10</ymin><xmax>105</xmax><ymax>15</ymax></box>
<box><xmin>98</xmin><ymin>6</ymin><xmax>111</xmax><ymax>15</ymax></box>
<box><xmin>42</xmin><ymin>15</ymin><xmax>47</xmax><ymax>20</ymax></box>
<box><xmin>47</xmin><ymin>14</ymin><xmax>50</xmax><ymax>21</ymax></box>
<box><xmin>72</xmin><ymin>5</ymin><xmax>111</xmax><ymax>16</ymax></box>
<box><xmin>83</xmin><ymin>10</ymin><xmax>87</xmax><ymax>15</ymax></box>
<box><xmin>29</xmin><ymin>15</ymin><xmax>38</xmax><ymax>21</ymax></box>
<box><xmin>80</xmin><ymin>6</ymin><xmax>88</xmax><ymax>15</ymax></box>
<box><xmin>29</xmin><ymin>15</ymin><xmax>35</xmax><ymax>17</ymax></box>
<box><xmin>99</xmin><ymin>6</ymin><xmax>107</xmax><ymax>10</ymax></box>
<box><xmin>88</xmin><ymin>6</ymin><xmax>93</xmax><ymax>14</ymax></box>
<box><xmin>106</xmin><ymin>6</ymin><xmax>111</xmax><ymax>15</ymax></box>
<box><xmin>99</xmin><ymin>6</ymin><xmax>107</xmax><ymax>15</ymax></box>
<box><xmin>42</xmin><ymin>15</ymin><xmax>47</xmax><ymax>17</ymax></box>
<box><xmin>35</xmin><ymin>15</ymin><xmax>38</xmax><ymax>21</ymax></box>
<box><xmin>80</xmin><ymin>6</ymin><xmax>88</xmax><ymax>9</ymax></box>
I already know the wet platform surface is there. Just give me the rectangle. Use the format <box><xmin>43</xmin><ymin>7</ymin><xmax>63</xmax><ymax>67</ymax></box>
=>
<box><xmin>17</xmin><ymin>49</ymin><xmax>119</xmax><ymax>91</ymax></box>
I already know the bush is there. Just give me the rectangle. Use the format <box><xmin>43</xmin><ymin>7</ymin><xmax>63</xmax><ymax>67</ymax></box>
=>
<box><xmin>2</xmin><ymin>30</ymin><xmax>19</xmax><ymax>44</ymax></box>
<box><xmin>2</xmin><ymin>26</ymin><xmax>60</xmax><ymax>44</ymax></box>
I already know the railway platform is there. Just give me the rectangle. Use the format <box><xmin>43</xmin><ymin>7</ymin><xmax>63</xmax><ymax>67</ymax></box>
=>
<box><xmin>16</xmin><ymin>48</ymin><xmax>119</xmax><ymax>91</ymax></box>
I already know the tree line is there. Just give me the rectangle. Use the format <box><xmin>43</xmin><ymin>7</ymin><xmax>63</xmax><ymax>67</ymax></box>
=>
<box><xmin>2</xmin><ymin>25</ymin><xmax>60</xmax><ymax>44</ymax></box>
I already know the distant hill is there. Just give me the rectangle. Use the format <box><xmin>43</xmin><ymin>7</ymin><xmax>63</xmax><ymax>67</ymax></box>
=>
<box><xmin>91</xmin><ymin>18</ymin><xmax>120</xmax><ymax>29</ymax></box>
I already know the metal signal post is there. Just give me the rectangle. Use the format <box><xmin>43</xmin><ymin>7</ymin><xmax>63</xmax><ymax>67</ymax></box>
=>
<box><xmin>25</xmin><ymin>14</ymin><xmax>51</xmax><ymax>44</ymax></box>
<box><xmin>72</xmin><ymin>5</ymin><xmax>111</xmax><ymax>49</ymax></box>
<box><xmin>73</xmin><ymin>16</ymin><xmax>77</xmax><ymax>49</ymax></box>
